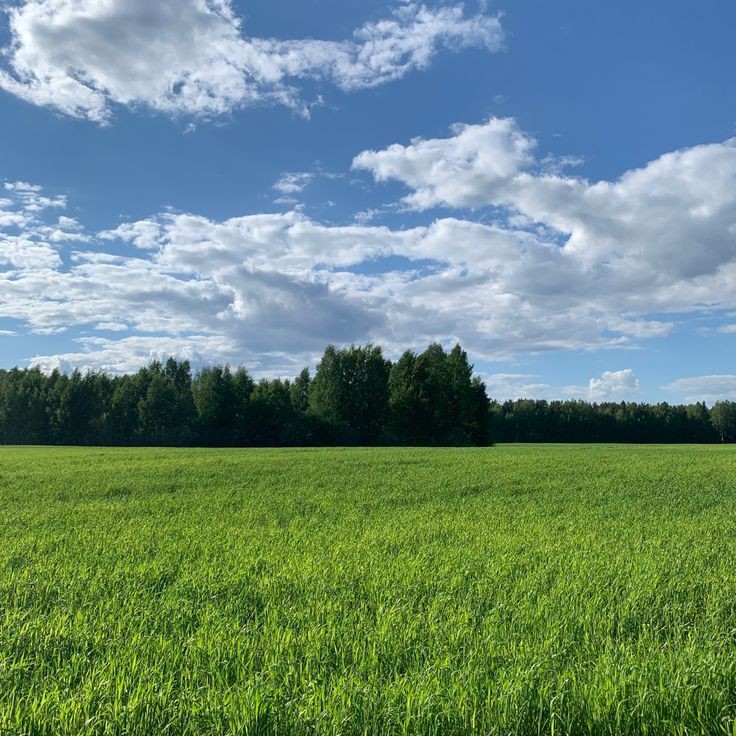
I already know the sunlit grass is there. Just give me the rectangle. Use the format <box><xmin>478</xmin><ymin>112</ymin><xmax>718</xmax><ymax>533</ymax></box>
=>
<box><xmin>1</xmin><ymin>445</ymin><xmax>735</xmax><ymax>734</ymax></box>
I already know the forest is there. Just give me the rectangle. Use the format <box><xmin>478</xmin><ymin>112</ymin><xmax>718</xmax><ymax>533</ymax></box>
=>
<box><xmin>0</xmin><ymin>342</ymin><xmax>734</xmax><ymax>446</ymax></box>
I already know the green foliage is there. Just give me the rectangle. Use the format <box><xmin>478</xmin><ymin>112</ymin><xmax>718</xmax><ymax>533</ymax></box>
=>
<box><xmin>289</xmin><ymin>368</ymin><xmax>311</xmax><ymax>413</ymax></box>
<box><xmin>492</xmin><ymin>398</ymin><xmax>721</xmax><ymax>443</ymax></box>
<box><xmin>308</xmin><ymin>344</ymin><xmax>391</xmax><ymax>443</ymax></box>
<box><xmin>248</xmin><ymin>379</ymin><xmax>295</xmax><ymax>446</ymax></box>
<box><xmin>192</xmin><ymin>365</ymin><xmax>237</xmax><ymax>444</ymax></box>
<box><xmin>711</xmin><ymin>401</ymin><xmax>736</xmax><ymax>443</ymax></box>
<box><xmin>2</xmin><ymin>347</ymin><xmax>732</xmax><ymax>446</ymax></box>
<box><xmin>387</xmin><ymin>343</ymin><xmax>490</xmax><ymax>445</ymax></box>
<box><xmin>1</xmin><ymin>445</ymin><xmax>736</xmax><ymax>734</ymax></box>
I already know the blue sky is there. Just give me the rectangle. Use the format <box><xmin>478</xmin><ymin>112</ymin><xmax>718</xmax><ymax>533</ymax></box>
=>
<box><xmin>1</xmin><ymin>0</ymin><xmax>735</xmax><ymax>403</ymax></box>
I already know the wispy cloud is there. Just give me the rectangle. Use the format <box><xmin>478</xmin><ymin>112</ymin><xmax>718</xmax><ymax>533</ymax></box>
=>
<box><xmin>0</xmin><ymin>1</ymin><xmax>504</xmax><ymax>123</ymax></box>
<box><xmin>663</xmin><ymin>375</ymin><xmax>736</xmax><ymax>404</ymax></box>
<box><xmin>273</xmin><ymin>171</ymin><xmax>315</xmax><ymax>195</ymax></box>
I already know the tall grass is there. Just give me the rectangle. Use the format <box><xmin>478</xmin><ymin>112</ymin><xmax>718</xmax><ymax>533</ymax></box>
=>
<box><xmin>0</xmin><ymin>445</ymin><xmax>735</xmax><ymax>734</ymax></box>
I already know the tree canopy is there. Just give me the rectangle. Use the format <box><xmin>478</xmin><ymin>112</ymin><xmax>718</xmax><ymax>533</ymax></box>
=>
<box><xmin>0</xmin><ymin>344</ymin><xmax>732</xmax><ymax>446</ymax></box>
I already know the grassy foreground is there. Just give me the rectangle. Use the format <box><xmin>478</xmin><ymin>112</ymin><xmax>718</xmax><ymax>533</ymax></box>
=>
<box><xmin>1</xmin><ymin>445</ymin><xmax>736</xmax><ymax>735</ymax></box>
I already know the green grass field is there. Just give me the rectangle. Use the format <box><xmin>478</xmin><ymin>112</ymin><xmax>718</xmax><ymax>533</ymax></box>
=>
<box><xmin>1</xmin><ymin>445</ymin><xmax>736</xmax><ymax>735</ymax></box>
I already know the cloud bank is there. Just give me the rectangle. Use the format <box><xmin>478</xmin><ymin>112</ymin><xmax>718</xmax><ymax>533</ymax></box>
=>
<box><xmin>2</xmin><ymin>115</ymin><xmax>736</xmax><ymax>403</ymax></box>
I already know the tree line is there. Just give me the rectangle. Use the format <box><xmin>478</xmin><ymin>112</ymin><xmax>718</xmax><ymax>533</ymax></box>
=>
<box><xmin>0</xmin><ymin>343</ymin><xmax>490</xmax><ymax>447</ymax></box>
<box><xmin>1</xmin><ymin>342</ymin><xmax>734</xmax><ymax>446</ymax></box>
<box><xmin>489</xmin><ymin>398</ymin><xmax>736</xmax><ymax>444</ymax></box>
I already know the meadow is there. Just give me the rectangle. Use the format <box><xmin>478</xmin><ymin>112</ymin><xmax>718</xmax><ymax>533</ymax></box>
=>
<box><xmin>1</xmin><ymin>445</ymin><xmax>735</xmax><ymax>735</ymax></box>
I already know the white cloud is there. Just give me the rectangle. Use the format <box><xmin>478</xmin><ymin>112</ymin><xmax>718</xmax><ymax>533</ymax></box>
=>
<box><xmin>0</xmin><ymin>183</ymin><xmax>644</xmax><ymax>371</ymax></box>
<box><xmin>483</xmin><ymin>373</ymin><xmax>584</xmax><ymax>401</ymax></box>
<box><xmin>354</xmin><ymin>208</ymin><xmax>382</xmax><ymax>224</ymax></box>
<box><xmin>99</xmin><ymin>220</ymin><xmax>162</xmax><ymax>250</ymax></box>
<box><xmin>0</xmin><ymin>212</ymin><xmax>29</xmax><ymax>229</ymax></box>
<box><xmin>484</xmin><ymin>370</ymin><xmax>641</xmax><ymax>402</ymax></box>
<box><xmin>273</xmin><ymin>171</ymin><xmax>314</xmax><ymax>194</ymax></box>
<box><xmin>273</xmin><ymin>196</ymin><xmax>300</xmax><ymax>206</ymax></box>
<box><xmin>3</xmin><ymin>180</ymin><xmax>66</xmax><ymax>213</ymax></box>
<box><xmin>0</xmin><ymin>236</ymin><xmax>62</xmax><ymax>269</ymax></box>
<box><xmin>93</xmin><ymin>322</ymin><xmax>129</xmax><ymax>332</ymax></box>
<box><xmin>0</xmin><ymin>182</ymin><xmax>68</xmax><ymax>268</ymax></box>
<box><xmin>354</xmin><ymin>117</ymin><xmax>736</xmax><ymax>283</ymax></box>
<box><xmin>663</xmin><ymin>375</ymin><xmax>736</xmax><ymax>404</ymax></box>
<box><xmin>587</xmin><ymin>369</ymin><xmax>639</xmax><ymax>402</ymax></box>
<box><xmin>353</xmin><ymin>117</ymin><xmax>536</xmax><ymax>209</ymax></box>
<box><xmin>0</xmin><ymin>1</ymin><xmax>504</xmax><ymax>123</ymax></box>
<box><xmin>29</xmin><ymin>335</ymin><xmax>239</xmax><ymax>375</ymax></box>
<box><xmin>57</xmin><ymin>215</ymin><xmax>83</xmax><ymax>230</ymax></box>
<box><xmin>4</xmin><ymin>182</ymin><xmax>42</xmax><ymax>192</ymax></box>
<box><xmin>2</xmin><ymin>141</ymin><xmax>736</xmax><ymax>376</ymax></box>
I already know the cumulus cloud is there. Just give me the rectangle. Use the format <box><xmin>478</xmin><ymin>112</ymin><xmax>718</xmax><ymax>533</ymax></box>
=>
<box><xmin>663</xmin><ymin>375</ymin><xmax>736</xmax><ymax>404</ymax></box>
<box><xmin>4</xmin><ymin>180</ymin><xmax>66</xmax><ymax>212</ymax></box>
<box><xmin>3</xmin><ymin>123</ymin><xmax>736</xmax><ymax>377</ymax></box>
<box><xmin>354</xmin><ymin>117</ymin><xmax>736</xmax><ymax>285</ymax></box>
<box><xmin>353</xmin><ymin>117</ymin><xmax>536</xmax><ymax>209</ymax></box>
<box><xmin>0</xmin><ymin>0</ymin><xmax>504</xmax><ymax>123</ymax></box>
<box><xmin>587</xmin><ymin>369</ymin><xmax>639</xmax><ymax>401</ymax></box>
<box><xmin>0</xmin><ymin>181</ymin><xmax>651</xmax><ymax>372</ymax></box>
